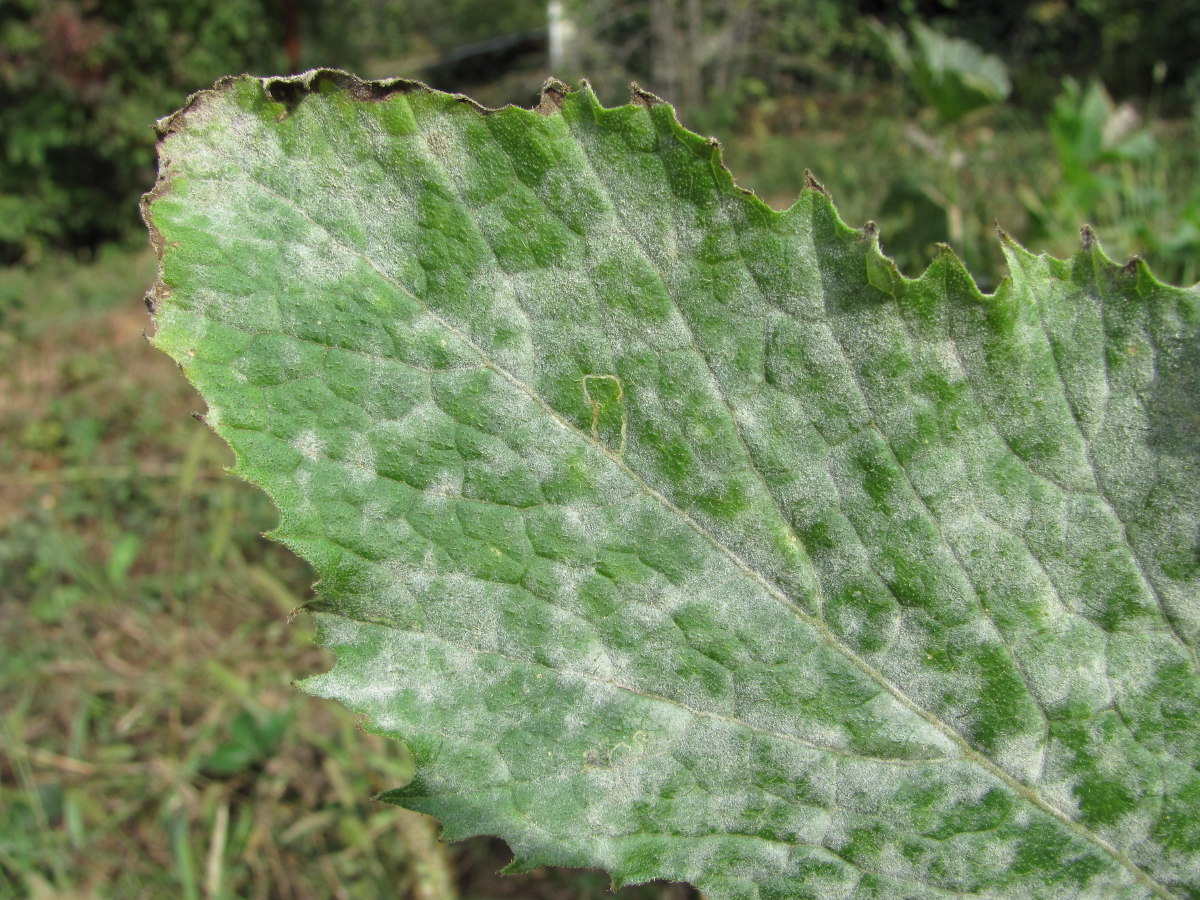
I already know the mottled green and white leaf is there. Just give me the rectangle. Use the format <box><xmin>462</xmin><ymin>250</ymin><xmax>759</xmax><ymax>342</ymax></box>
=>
<box><xmin>144</xmin><ymin>72</ymin><xmax>1200</xmax><ymax>900</ymax></box>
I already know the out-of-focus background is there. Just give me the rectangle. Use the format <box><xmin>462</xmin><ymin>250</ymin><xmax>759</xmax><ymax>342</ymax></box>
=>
<box><xmin>1</xmin><ymin>1</ymin><xmax>1197</xmax><ymax>897</ymax></box>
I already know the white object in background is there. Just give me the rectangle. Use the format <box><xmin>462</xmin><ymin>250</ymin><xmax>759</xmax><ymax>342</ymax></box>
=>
<box><xmin>548</xmin><ymin>0</ymin><xmax>579</xmax><ymax>74</ymax></box>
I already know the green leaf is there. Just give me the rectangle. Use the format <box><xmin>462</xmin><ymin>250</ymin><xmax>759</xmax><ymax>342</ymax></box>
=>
<box><xmin>883</xmin><ymin>22</ymin><xmax>1011</xmax><ymax>124</ymax></box>
<box><xmin>144</xmin><ymin>72</ymin><xmax>1200</xmax><ymax>899</ymax></box>
<box><xmin>201</xmin><ymin>710</ymin><xmax>291</xmax><ymax>776</ymax></box>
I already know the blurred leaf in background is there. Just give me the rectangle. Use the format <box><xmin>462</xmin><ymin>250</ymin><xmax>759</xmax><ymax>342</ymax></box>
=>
<box><xmin>201</xmin><ymin>710</ymin><xmax>291</xmax><ymax>777</ymax></box>
<box><xmin>880</xmin><ymin>19</ymin><xmax>1010</xmax><ymax>125</ymax></box>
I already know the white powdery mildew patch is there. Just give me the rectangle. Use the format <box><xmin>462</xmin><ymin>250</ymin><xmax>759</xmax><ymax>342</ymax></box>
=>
<box><xmin>687</xmin><ymin>834</ymin><xmax>791</xmax><ymax>885</ymax></box>
<box><xmin>603</xmin><ymin>648</ymin><xmax>634</xmax><ymax>687</ymax></box>
<box><xmin>156</xmin><ymin>88</ymin><xmax>1200</xmax><ymax>900</ymax></box>
<box><xmin>203</xmin><ymin>401</ymin><xmax>222</xmax><ymax>432</ymax></box>
<box><xmin>291</xmin><ymin>428</ymin><xmax>325</xmax><ymax>461</ymax></box>
<box><xmin>468</xmin><ymin>269</ymin><xmax>538</xmax><ymax>370</ymax></box>
<box><xmin>271</xmin><ymin>331</ymin><xmax>306</xmax><ymax>373</ymax></box>
<box><xmin>348</xmin><ymin>129</ymin><xmax>423</xmax><ymax>269</ymax></box>
<box><xmin>568</xmin><ymin>680</ymin><xmax>619</xmax><ymax>743</ymax></box>
<box><xmin>1105</xmin><ymin>632</ymin><xmax>1174</xmax><ymax>700</ymax></box>
<box><xmin>1102</xmin><ymin>804</ymin><xmax>1158</xmax><ymax>860</ymax></box>
<box><xmin>605</xmin><ymin>604</ymin><xmax>675</xmax><ymax>683</ymax></box>
<box><xmin>709</xmin><ymin>785</ymin><xmax>758</xmax><ymax>832</ymax></box>
<box><xmin>402</xmin><ymin>661</ymin><xmax>463</xmax><ymax>714</ymax></box>
<box><xmin>706</xmin><ymin>496</ymin><xmax>795</xmax><ymax>587</ymax></box>
<box><xmin>1160</xmin><ymin>831</ymin><xmax>1200</xmax><ymax>891</ymax></box>
<box><xmin>795</xmin><ymin>718</ymin><xmax>856</xmax><ymax>756</ymax></box>
<box><xmin>401</xmin><ymin>317</ymin><xmax>467</xmax><ymax>369</ymax></box>
<box><xmin>539</xmin><ymin>164</ymin><xmax>609</xmax><ymax>235</ymax></box>
<box><xmin>466</xmin><ymin>430</ymin><xmax>523</xmax><ymax>481</ymax></box>
<box><xmin>911</xmin><ymin>444</ymin><xmax>974</xmax><ymax>514</ymax></box>
<box><xmin>970</xmin><ymin>839</ymin><xmax>1020</xmax><ymax>885</ymax></box>
<box><xmin>287</xmin><ymin>234</ymin><xmax>359</xmax><ymax>289</ymax></box>
<box><xmin>366</xmin><ymin>225</ymin><xmax>425</xmax><ymax>297</ymax></box>
<box><xmin>866</xmin><ymin>704</ymin><xmax>959</xmax><ymax>759</ymax></box>
<box><xmin>292</xmin><ymin>466</ymin><xmax>315</xmax><ymax>515</ymax></box>
<box><xmin>1019</xmin><ymin>622</ymin><xmax>1112</xmax><ymax>716</ymax></box>
<box><xmin>755</xmin><ymin>738</ymin><xmax>837</xmax><ymax>804</ymax></box>
<box><xmin>877</xmin><ymin>622</ymin><xmax>982</xmax><ymax>720</ymax></box>
<box><xmin>416</xmin><ymin>111</ymin><xmax>469</xmax><ymax>183</ymax></box>
<box><xmin>1035</xmin><ymin>756</ymin><xmax>1084</xmax><ymax>821</ymax></box>
<box><xmin>424</xmin><ymin>466</ymin><xmax>463</xmax><ymax>498</ymax></box>
<box><xmin>839</xmin><ymin>756</ymin><xmax>994</xmax><ymax>824</ymax></box>
<box><xmin>358</xmin><ymin>500</ymin><xmax>387</xmax><ymax>532</ymax></box>
<box><xmin>1074</xmin><ymin>875</ymin><xmax>1146</xmax><ymax>900</ymax></box>
<box><xmin>345</xmin><ymin>432</ymin><xmax>376</xmax><ymax>485</ymax></box>
<box><xmin>313</xmin><ymin>613</ymin><xmax>358</xmax><ymax>650</ymax></box>
<box><xmin>221</xmin><ymin>108</ymin><xmax>286</xmax><ymax>175</ymax></box>
<box><xmin>585</xmin><ymin>230</ymin><xmax>688</xmax><ymax>351</ymax></box>
<box><xmin>792</xmin><ymin>805</ymin><xmax>835</xmax><ymax>847</ymax></box>
<box><xmin>380</xmin><ymin>546</ymin><xmax>440</xmax><ymax>597</ymax></box>
<box><xmin>992</xmin><ymin>732</ymin><xmax>1049</xmax><ymax>785</ymax></box>
<box><xmin>602</xmin><ymin>753</ymin><xmax>676</xmax><ymax>813</ymax></box>
<box><xmin>565</xmin><ymin>506</ymin><xmax>618</xmax><ymax>558</ymax></box>
<box><xmin>946</xmin><ymin>510</ymin><xmax>1075</xmax><ymax>640</ymax></box>
<box><xmin>414</xmin><ymin>573</ymin><xmax>501</xmax><ymax>648</ymax></box>
<box><xmin>680</xmin><ymin>719</ymin><xmax>755</xmax><ymax>788</ymax></box>
<box><xmin>308</xmin><ymin>627</ymin><xmax>409</xmax><ymax>729</ymax></box>
<box><xmin>596</xmin><ymin>162</ymin><xmax>681</xmax><ymax>265</ymax></box>
<box><xmin>186</xmin><ymin>284</ymin><xmax>230</xmax><ymax>324</ymax></box>
<box><xmin>665</xmin><ymin>561</ymin><xmax>728</xmax><ymax>616</ymax></box>
<box><xmin>530</xmin><ymin>557</ymin><xmax>592</xmax><ymax>611</ymax></box>
<box><xmin>316</xmin><ymin>624</ymin><xmax>511</xmax><ymax>757</ymax></box>
<box><xmin>369</xmin><ymin>565</ymin><xmax>422</xmax><ymax>613</ymax></box>
<box><xmin>534</xmin><ymin>603</ymin><xmax>611</xmax><ymax>673</ymax></box>
<box><xmin>931</xmin><ymin>339</ymin><xmax>966</xmax><ymax>376</ymax></box>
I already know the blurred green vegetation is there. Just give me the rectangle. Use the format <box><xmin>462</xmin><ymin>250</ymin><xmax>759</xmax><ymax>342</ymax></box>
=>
<box><xmin>2</xmin><ymin>1</ymin><xmax>1198</xmax><ymax>897</ymax></box>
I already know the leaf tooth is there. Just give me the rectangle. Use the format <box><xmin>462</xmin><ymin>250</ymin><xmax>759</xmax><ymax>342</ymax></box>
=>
<box><xmin>536</xmin><ymin>77</ymin><xmax>570</xmax><ymax>115</ymax></box>
<box><xmin>804</xmin><ymin>168</ymin><xmax>830</xmax><ymax>196</ymax></box>
<box><xmin>500</xmin><ymin>849</ymin><xmax>556</xmax><ymax>875</ymax></box>
<box><xmin>629</xmin><ymin>81</ymin><xmax>667</xmax><ymax>107</ymax></box>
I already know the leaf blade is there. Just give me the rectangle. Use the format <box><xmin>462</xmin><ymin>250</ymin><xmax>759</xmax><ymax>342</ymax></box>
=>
<box><xmin>146</xmin><ymin>72</ymin><xmax>1200</xmax><ymax>900</ymax></box>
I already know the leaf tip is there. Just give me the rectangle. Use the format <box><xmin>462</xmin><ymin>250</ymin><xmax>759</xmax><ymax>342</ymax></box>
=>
<box><xmin>1080</xmin><ymin>224</ymin><xmax>1098</xmax><ymax>250</ymax></box>
<box><xmin>629</xmin><ymin>82</ymin><xmax>668</xmax><ymax>108</ymax></box>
